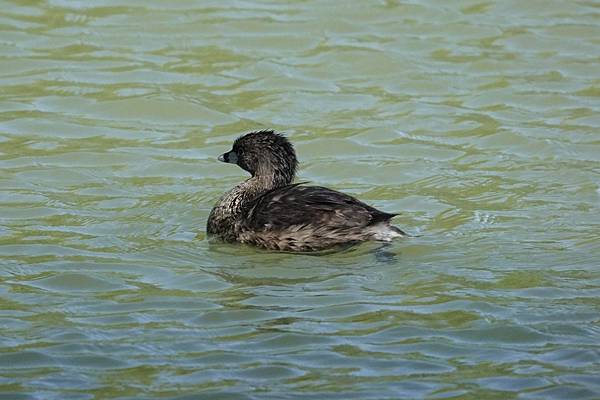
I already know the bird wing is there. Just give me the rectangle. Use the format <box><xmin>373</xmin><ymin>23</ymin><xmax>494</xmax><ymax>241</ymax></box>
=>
<box><xmin>243</xmin><ymin>183</ymin><xmax>396</xmax><ymax>232</ymax></box>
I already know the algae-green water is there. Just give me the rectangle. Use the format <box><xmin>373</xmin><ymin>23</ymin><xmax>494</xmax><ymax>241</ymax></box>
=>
<box><xmin>1</xmin><ymin>1</ymin><xmax>599</xmax><ymax>399</ymax></box>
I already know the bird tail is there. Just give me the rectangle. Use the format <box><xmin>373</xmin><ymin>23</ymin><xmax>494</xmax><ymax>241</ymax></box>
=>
<box><xmin>389</xmin><ymin>224</ymin><xmax>407</xmax><ymax>237</ymax></box>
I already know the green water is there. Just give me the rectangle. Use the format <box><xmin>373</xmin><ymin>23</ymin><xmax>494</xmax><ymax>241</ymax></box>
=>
<box><xmin>1</xmin><ymin>1</ymin><xmax>600</xmax><ymax>399</ymax></box>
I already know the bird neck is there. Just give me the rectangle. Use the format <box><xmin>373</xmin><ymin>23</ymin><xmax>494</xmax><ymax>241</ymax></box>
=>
<box><xmin>253</xmin><ymin>161</ymin><xmax>294</xmax><ymax>189</ymax></box>
<box><xmin>251</xmin><ymin>172</ymin><xmax>292</xmax><ymax>191</ymax></box>
<box><xmin>224</xmin><ymin>172</ymin><xmax>290</xmax><ymax>216</ymax></box>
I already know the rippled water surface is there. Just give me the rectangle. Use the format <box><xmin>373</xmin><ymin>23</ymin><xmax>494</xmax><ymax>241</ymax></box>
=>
<box><xmin>1</xmin><ymin>1</ymin><xmax>600</xmax><ymax>399</ymax></box>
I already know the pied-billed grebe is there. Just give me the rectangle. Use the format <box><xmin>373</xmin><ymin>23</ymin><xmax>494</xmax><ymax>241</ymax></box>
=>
<box><xmin>206</xmin><ymin>130</ymin><xmax>405</xmax><ymax>251</ymax></box>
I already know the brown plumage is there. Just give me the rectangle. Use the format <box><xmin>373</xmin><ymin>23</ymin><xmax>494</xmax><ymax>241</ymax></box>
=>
<box><xmin>206</xmin><ymin>130</ymin><xmax>405</xmax><ymax>251</ymax></box>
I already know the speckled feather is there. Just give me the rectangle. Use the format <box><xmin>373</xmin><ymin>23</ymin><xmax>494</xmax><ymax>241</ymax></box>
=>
<box><xmin>238</xmin><ymin>184</ymin><xmax>403</xmax><ymax>251</ymax></box>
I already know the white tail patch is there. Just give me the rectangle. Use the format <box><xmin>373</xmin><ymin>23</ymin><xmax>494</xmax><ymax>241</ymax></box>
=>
<box><xmin>369</xmin><ymin>222</ymin><xmax>405</xmax><ymax>242</ymax></box>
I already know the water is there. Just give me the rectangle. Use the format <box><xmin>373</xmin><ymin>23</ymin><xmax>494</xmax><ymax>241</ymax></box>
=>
<box><xmin>1</xmin><ymin>1</ymin><xmax>599</xmax><ymax>399</ymax></box>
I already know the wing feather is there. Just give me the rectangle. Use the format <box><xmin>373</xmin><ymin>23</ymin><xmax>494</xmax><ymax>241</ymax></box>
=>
<box><xmin>243</xmin><ymin>184</ymin><xmax>395</xmax><ymax>232</ymax></box>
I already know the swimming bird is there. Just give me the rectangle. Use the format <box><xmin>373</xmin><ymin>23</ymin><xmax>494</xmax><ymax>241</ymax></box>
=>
<box><xmin>206</xmin><ymin>130</ymin><xmax>405</xmax><ymax>251</ymax></box>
